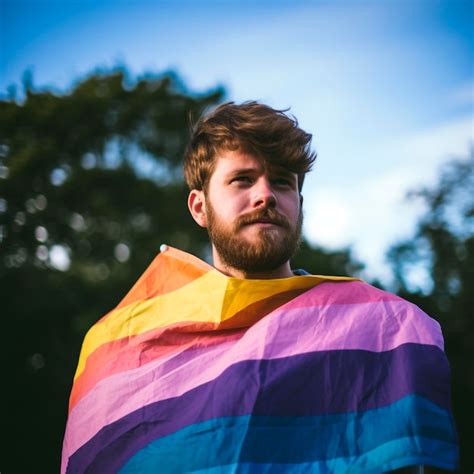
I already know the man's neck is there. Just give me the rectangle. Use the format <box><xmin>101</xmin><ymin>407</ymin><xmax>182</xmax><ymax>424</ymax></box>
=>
<box><xmin>212</xmin><ymin>251</ymin><xmax>294</xmax><ymax>280</ymax></box>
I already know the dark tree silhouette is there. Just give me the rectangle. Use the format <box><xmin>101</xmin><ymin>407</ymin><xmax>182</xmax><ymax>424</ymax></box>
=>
<box><xmin>0</xmin><ymin>69</ymin><xmax>363</xmax><ymax>473</ymax></box>
<box><xmin>388</xmin><ymin>150</ymin><xmax>474</xmax><ymax>473</ymax></box>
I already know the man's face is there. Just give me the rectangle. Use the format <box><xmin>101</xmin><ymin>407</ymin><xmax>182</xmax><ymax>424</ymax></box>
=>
<box><xmin>203</xmin><ymin>150</ymin><xmax>302</xmax><ymax>273</ymax></box>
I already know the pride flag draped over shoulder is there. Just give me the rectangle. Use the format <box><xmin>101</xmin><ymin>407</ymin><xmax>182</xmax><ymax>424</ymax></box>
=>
<box><xmin>62</xmin><ymin>246</ymin><xmax>458</xmax><ymax>473</ymax></box>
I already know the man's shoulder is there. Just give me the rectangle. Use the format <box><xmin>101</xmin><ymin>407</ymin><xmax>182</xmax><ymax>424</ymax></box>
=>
<box><xmin>301</xmin><ymin>274</ymin><xmax>403</xmax><ymax>305</ymax></box>
<box><xmin>303</xmin><ymin>278</ymin><xmax>443</xmax><ymax>344</ymax></box>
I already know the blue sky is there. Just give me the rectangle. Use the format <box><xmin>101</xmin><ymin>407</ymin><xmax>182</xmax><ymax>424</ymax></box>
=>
<box><xmin>1</xmin><ymin>0</ymin><xmax>473</xmax><ymax>285</ymax></box>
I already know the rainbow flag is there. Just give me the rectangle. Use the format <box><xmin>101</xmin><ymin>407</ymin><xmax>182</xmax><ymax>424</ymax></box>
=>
<box><xmin>62</xmin><ymin>246</ymin><xmax>458</xmax><ymax>473</ymax></box>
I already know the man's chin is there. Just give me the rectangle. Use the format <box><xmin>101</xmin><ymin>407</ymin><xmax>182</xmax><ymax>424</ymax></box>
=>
<box><xmin>239</xmin><ymin>224</ymin><xmax>283</xmax><ymax>240</ymax></box>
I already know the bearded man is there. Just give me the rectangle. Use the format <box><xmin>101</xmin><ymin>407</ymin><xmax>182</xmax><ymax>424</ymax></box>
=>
<box><xmin>185</xmin><ymin>102</ymin><xmax>309</xmax><ymax>280</ymax></box>
<box><xmin>62</xmin><ymin>102</ymin><xmax>458</xmax><ymax>473</ymax></box>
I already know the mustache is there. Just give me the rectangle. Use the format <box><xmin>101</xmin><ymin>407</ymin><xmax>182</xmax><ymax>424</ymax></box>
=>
<box><xmin>237</xmin><ymin>208</ymin><xmax>290</xmax><ymax>229</ymax></box>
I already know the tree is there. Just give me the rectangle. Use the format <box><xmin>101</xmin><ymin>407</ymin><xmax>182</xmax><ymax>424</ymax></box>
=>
<box><xmin>388</xmin><ymin>150</ymin><xmax>474</xmax><ymax>473</ymax></box>
<box><xmin>0</xmin><ymin>68</ymin><xmax>223</xmax><ymax>473</ymax></box>
<box><xmin>0</xmin><ymin>69</ymin><xmax>363</xmax><ymax>473</ymax></box>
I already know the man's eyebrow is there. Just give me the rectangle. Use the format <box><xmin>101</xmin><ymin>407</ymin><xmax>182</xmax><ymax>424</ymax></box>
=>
<box><xmin>226</xmin><ymin>167</ymin><xmax>259</xmax><ymax>176</ymax></box>
<box><xmin>269</xmin><ymin>169</ymin><xmax>297</xmax><ymax>180</ymax></box>
<box><xmin>225</xmin><ymin>167</ymin><xmax>296</xmax><ymax>182</ymax></box>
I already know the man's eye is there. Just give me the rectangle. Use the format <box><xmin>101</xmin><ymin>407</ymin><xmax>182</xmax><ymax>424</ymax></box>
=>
<box><xmin>273</xmin><ymin>178</ymin><xmax>292</xmax><ymax>187</ymax></box>
<box><xmin>231</xmin><ymin>176</ymin><xmax>251</xmax><ymax>184</ymax></box>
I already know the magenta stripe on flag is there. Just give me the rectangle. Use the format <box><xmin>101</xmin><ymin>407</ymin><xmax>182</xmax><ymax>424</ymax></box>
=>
<box><xmin>282</xmin><ymin>280</ymin><xmax>402</xmax><ymax>308</ymax></box>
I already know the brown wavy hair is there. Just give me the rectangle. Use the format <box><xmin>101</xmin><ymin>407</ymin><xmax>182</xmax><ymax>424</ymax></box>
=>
<box><xmin>183</xmin><ymin>101</ymin><xmax>317</xmax><ymax>192</ymax></box>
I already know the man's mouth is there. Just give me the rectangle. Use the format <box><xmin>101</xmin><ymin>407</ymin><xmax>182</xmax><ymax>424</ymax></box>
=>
<box><xmin>238</xmin><ymin>210</ymin><xmax>289</xmax><ymax>229</ymax></box>
<box><xmin>247</xmin><ymin>219</ymin><xmax>280</xmax><ymax>226</ymax></box>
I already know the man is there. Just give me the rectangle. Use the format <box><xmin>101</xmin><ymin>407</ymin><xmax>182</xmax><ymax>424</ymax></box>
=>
<box><xmin>62</xmin><ymin>102</ymin><xmax>458</xmax><ymax>473</ymax></box>
<box><xmin>185</xmin><ymin>101</ymin><xmax>312</xmax><ymax>280</ymax></box>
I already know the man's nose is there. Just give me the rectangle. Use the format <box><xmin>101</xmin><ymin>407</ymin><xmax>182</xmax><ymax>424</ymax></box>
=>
<box><xmin>251</xmin><ymin>178</ymin><xmax>277</xmax><ymax>208</ymax></box>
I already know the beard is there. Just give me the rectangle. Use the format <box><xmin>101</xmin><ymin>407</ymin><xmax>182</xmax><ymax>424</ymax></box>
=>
<box><xmin>206</xmin><ymin>202</ymin><xmax>303</xmax><ymax>274</ymax></box>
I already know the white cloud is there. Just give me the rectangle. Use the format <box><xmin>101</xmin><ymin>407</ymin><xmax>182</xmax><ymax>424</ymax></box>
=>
<box><xmin>396</xmin><ymin>115</ymin><xmax>473</xmax><ymax>174</ymax></box>
<box><xmin>303</xmin><ymin>190</ymin><xmax>351</xmax><ymax>249</ymax></box>
<box><xmin>303</xmin><ymin>113</ymin><xmax>473</xmax><ymax>283</ymax></box>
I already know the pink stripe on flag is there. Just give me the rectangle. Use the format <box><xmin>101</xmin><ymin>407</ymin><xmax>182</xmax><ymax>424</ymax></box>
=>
<box><xmin>282</xmin><ymin>280</ymin><xmax>403</xmax><ymax>308</ymax></box>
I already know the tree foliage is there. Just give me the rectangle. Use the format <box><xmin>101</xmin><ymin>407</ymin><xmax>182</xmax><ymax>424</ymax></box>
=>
<box><xmin>388</xmin><ymin>151</ymin><xmax>474</xmax><ymax>472</ymax></box>
<box><xmin>0</xmin><ymin>69</ymin><xmax>363</xmax><ymax>473</ymax></box>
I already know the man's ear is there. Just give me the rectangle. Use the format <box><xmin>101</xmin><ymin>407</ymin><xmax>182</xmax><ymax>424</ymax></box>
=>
<box><xmin>188</xmin><ymin>189</ymin><xmax>208</xmax><ymax>228</ymax></box>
